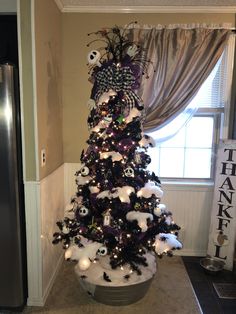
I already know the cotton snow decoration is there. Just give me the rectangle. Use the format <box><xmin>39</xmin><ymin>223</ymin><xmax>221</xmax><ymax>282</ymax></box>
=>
<box><xmin>96</xmin><ymin>190</ymin><xmax>110</xmax><ymax>199</ymax></box>
<box><xmin>153</xmin><ymin>203</ymin><xmax>167</xmax><ymax>216</ymax></box>
<box><xmin>87</xmin><ymin>98</ymin><xmax>96</xmax><ymax>111</ymax></box>
<box><xmin>165</xmin><ymin>216</ymin><xmax>173</xmax><ymax>225</ymax></box>
<box><xmin>91</xmin><ymin>117</ymin><xmax>112</xmax><ymax>133</ymax></box>
<box><xmin>97</xmin><ymin>89</ymin><xmax>117</xmax><ymax>106</ymax></box>
<box><xmin>100</xmin><ymin>151</ymin><xmax>123</xmax><ymax>162</ymax></box>
<box><xmin>137</xmin><ymin>182</ymin><xmax>163</xmax><ymax>198</ymax></box>
<box><xmin>125</xmin><ymin>108</ymin><xmax>141</xmax><ymax>124</ymax></box>
<box><xmin>97</xmin><ymin>186</ymin><xmax>135</xmax><ymax>203</ymax></box>
<box><xmin>65</xmin><ymin>242</ymin><xmax>103</xmax><ymax>271</ymax></box>
<box><xmin>76</xmin><ymin>175</ymin><xmax>92</xmax><ymax>186</ymax></box>
<box><xmin>139</xmin><ymin>133</ymin><xmax>156</xmax><ymax>148</ymax></box>
<box><xmin>154</xmin><ymin>233</ymin><xmax>182</xmax><ymax>255</ymax></box>
<box><xmin>126</xmin><ymin>211</ymin><xmax>153</xmax><ymax>232</ymax></box>
<box><xmin>65</xmin><ymin>195</ymin><xmax>83</xmax><ymax>213</ymax></box>
<box><xmin>113</xmin><ymin>186</ymin><xmax>135</xmax><ymax>203</ymax></box>
<box><xmin>89</xmin><ymin>186</ymin><xmax>100</xmax><ymax>193</ymax></box>
<box><xmin>65</xmin><ymin>202</ymin><xmax>74</xmax><ymax>212</ymax></box>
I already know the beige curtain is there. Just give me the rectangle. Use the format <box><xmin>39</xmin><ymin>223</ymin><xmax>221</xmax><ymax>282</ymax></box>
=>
<box><xmin>130</xmin><ymin>26</ymin><xmax>231</xmax><ymax>132</ymax></box>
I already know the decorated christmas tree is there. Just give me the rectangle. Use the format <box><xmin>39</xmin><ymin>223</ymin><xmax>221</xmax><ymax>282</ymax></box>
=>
<box><xmin>53</xmin><ymin>24</ymin><xmax>182</xmax><ymax>305</ymax></box>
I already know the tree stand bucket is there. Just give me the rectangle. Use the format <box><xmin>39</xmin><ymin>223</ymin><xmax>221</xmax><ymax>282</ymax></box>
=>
<box><xmin>75</xmin><ymin>253</ymin><xmax>157</xmax><ymax>306</ymax></box>
<box><xmin>78</xmin><ymin>274</ymin><xmax>155</xmax><ymax>306</ymax></box>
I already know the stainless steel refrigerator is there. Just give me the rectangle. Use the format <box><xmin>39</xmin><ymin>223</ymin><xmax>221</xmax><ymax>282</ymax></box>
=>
<box><xmin>0</xmin><ymin>63</ymin><xmax>27</xmax><ymax>310</ymax></box>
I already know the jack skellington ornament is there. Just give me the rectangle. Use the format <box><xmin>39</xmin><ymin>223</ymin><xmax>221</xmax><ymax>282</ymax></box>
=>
<box><xmin>80</xmin><ymin>166</ymin><xmax>90</xmax><ymax>177</ymax></box>
<box><xmin>79</xmin><ymin>206</ymin><xmax>89</xmax><ymax>217</ymax></box>
<box><xmin>87</xmin><ymin>50</ymin><xmax>102</xmax><ymax>67</ymax></box>
<box><xmin>124</xmin><ymin>167</ymin><xmax>134</xmax><ymax>177</ymax></box>
<box><xmin>97</xmin><ymin>246</ymin><xmax>108</xmax><ymax>256</ymax></box>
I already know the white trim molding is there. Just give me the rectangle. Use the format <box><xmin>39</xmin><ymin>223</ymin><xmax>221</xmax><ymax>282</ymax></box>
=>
<box><xmin>24</xmin><ymin>181</ymin><xmax>43</xmax><ymax>306</ymax></box>
<box><xmin>54</xmin><ymin>2</ymin><xmax>236</xmax><ymax>13</ymax></box>
<box><xmin>54</xmin><ymin>0</ymin><xmax>64</xmax><ymax>12</ymax></box>
<box><xmin>31</xmin><ymin>0</ymin><xmax>40</xmax><ymax>181</ymax></box>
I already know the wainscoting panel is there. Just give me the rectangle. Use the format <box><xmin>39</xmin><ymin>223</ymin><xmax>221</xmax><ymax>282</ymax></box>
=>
<box><xmin>40</xmin><ymin>164</ymin><xmax>65</xmax><ymax>304</ymax></box>
<box><xmin>162</xmin><ymin>184</ymin><xmax>214</xmax><ymax>256</ymax></box>
<box><xmin>64</xmin><ymin>162</ymin><xmax>81</xmax><ymax>208</ymax></box>
<box><xmin>64</xmin><ymin>163</ymin><xmax>214</xmax><ymax>256</ymax></box>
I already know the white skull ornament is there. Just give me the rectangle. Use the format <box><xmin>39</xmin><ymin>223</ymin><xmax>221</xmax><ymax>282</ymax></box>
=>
<box><xmin>97</xmin><ymin>246</ymin><xmax>108</xmax><ymax>256</ymax></box>
<box><xmin>87</xmin><ymin>50</ymin><xmax>101</xmax><ymax>67</ymax></box>
<box><xmin>80</xmin><ymin>166</ymin><xmax>90</xmax><ymax>177</ymax></box>
<box><xmin>124</xmin><ymin>167</ymin><xmax>134</xmax><ymax>177</ymax></box>
<box><xmin>79</xmin><ymin>206</ymin><xmax>89</xmax><ymax>217</ymax></box>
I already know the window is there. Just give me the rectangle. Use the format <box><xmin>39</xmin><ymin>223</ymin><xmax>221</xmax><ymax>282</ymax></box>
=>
<box><xmin>148</xmin><ymin>36</ymin><xmax>235</xmax><ymax>181</ymax></box>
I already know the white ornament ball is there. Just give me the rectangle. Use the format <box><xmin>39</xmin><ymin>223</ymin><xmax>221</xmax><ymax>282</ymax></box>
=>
<box><xmin>78</xmin><ymin>257</ymin><xmax>91</xmax><ymax>271</ymax></box>
<box><xmin>62</xmin><ymin>226</ymin><xmax>70</xmax><ymax>234</ymax></box>
<box><xmin>154</xmin><ymin>204</ymin><xmax>167</xmax><ymax>216</ymax></box>
<box><xmin>87</xmin><ymin>50</ymin><xmax>101</xmax><ymax>66</ymax></box>
<box><xmin>80</xmin><ymin>166</ymin><xmax>90</xmax><ymax>176</ymax></box>
<box><xmin>124</xmin><ymin>167</ymin><xmax>134</xmax><ymax>177</ymax></box>
<box><xmin>97</xmin><ymin>246</ymin><xmax>108</xmax><ymax>256</ymax></box>
<box><xmin>79</xmin><ymin>206</ymin><xmax>89</xmax><ymax>217</ymax></box>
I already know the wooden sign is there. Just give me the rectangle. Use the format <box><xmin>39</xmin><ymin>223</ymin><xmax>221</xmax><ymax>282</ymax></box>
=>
<box><xmin>207</xmin><ymin>140</ymin><xmax>236</xmax><ymax>270</ymax></box>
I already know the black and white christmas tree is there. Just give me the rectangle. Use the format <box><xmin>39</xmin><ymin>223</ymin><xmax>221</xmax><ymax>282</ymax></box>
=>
<box><xmin>53</xmin><ymin>24</ymin><xmax>182</xmax><ymax>304</ymax></box>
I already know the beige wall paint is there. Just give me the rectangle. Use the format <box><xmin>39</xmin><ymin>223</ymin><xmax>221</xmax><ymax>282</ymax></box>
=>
<box><xmin>18</xmin><ymin>0</ymin><xmax>37</xmax><ymax>181</ymax></box>
<box><xmin>62</xmin><ymin>13</ymin><xmax>235</xmax><ymax>162</ymax></box>
<box><xmin>34</xmin><ymin>0</ymin><xmax>63</xmax><ymax>179</ymax></box>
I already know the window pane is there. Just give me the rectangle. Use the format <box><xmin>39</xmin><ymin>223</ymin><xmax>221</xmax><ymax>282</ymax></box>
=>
<box><xmin>147</xmin><ymin>148</ymin><xmax>160</xmax><ymax>174</ymax></box>
<box><xmin>184</xmin><ymin>148</ymin><xmax>212</xmax><ymax>178</ymax></box>
<box><xmin>186</xmin><ymin>117</ymin><xmax>214</xmax><ymax>148</ymax></box>
<box><xmin>159</xmin><ymin>148</ymin><xmax>184</xmax><ymax>177</ymax></box>
<box><xmin>160</xmin><ymin>126</ymin><xmax>186</xmax><ymax>148</ymax></box>
<box><xmin>189</xmin><ymin>53</ymin><xmax>225</xmax><ymax>108</ymax></box>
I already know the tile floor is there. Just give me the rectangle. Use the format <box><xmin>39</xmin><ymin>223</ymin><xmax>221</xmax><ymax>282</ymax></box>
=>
<box><xmin>183</xmin><ymin>256</ymin><xmax>236</xmax><ymax>314</ymax></box>
<box><xmin>23</xmin><ymin>256</ymin><xmax>200</xmax><ymax>314</ymax></box>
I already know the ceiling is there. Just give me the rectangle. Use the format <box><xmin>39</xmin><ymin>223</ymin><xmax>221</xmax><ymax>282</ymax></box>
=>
<box><xmin>55</xmin><ymin>0</ymin><xmax>236</xmax><ymax>13</ymax></box>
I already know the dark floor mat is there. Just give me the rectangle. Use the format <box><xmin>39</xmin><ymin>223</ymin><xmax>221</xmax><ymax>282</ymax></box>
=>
<box><xmin>182</xmin><ymin>256</ymin><xmax>236</xmax><ymax>314</ymax></box>
<box><xmin>213</xmin><ymin>283</ymin><xmax>236</xmax><ymax>299</ymax></box>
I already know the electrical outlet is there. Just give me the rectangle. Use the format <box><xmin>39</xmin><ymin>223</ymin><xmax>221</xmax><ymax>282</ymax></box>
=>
<box><xmin>41</xmin><ymin>148</ymin><xmax>46</xmax><ymax>167</ymax></box>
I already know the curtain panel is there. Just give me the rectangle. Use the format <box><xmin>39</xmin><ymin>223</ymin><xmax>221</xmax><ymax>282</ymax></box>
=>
<box><xmin>129</xmin><ymin>26</ymin><xmax>231</xmax><ymax>132</ymax></box>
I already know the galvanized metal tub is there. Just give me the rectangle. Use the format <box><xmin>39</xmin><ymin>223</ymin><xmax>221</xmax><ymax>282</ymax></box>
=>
<box><xmin>78</xmin><ymin>275</ymin><xmax>154</xmax><ymax>306</ymax></box>
<box><xmin>75</xmin><ymin>253</ymin><xmax>156</xmax><ymax>305</ymax></box>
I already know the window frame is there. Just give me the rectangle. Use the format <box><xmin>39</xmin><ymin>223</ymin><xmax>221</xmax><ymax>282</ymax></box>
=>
<box><xmin>152</xmin><ymin>110</ymin><xmax>221</xmax><ymax>183</ymax></box>
<box><xmin>149</xmin><ymin>35</ymin><xmax>235</xmax><ymax>184</ymax></box>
